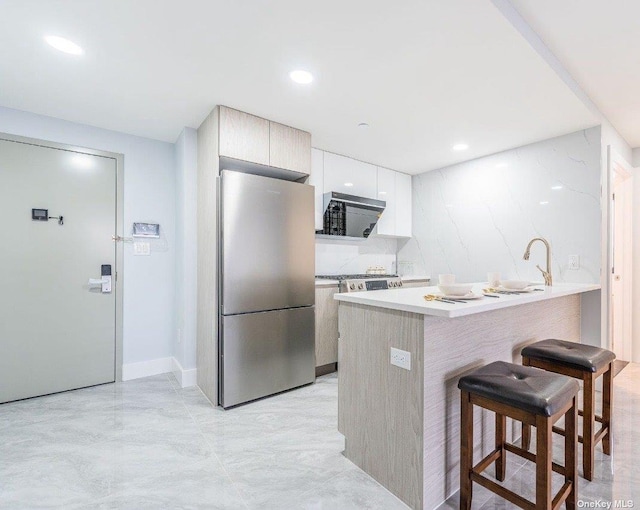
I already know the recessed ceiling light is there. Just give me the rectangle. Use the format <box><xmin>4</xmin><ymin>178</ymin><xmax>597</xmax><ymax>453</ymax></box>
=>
<box><xmin>452</xmin><ymin>143</ymin><xmax>469</xmax><ymax>151</ymax></box>
<box><xmin>344</xmin><ymin>182</ymin><xmax>354</xmax><ymax>187</ymax></box>
<box><xmin>551</xmin><ymin>185</ymin><xmax>563</xmax><ymax>190</ymax></box>
<box><xmin>539</xmin><ymin>201</ymin><xmax>549</xmax><ymax>205</ymax></box>
<box><xmin>358</xmin><ymin>123</ymin><xmax>370</xmax><ymax>129</ymax></box>
<box><xmin>378</xmin><ymin>191</ymin><xmax>387</xmax><ymax>195</ymax></box>
<box><xmin>289</xmin><ymin>70</ymin><xmax>313</xmax><ymax>84</ymax></box>
<box><xmin>44</xmin><ymin>35</ymin><xmax>84</xmax><ymax>55</ymax></box>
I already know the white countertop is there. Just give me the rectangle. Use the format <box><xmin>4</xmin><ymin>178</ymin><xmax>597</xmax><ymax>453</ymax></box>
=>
<box><xmin>334</xmin><ymin>282</ymin><xmax>600</xmax><ymax>318</ymax></box>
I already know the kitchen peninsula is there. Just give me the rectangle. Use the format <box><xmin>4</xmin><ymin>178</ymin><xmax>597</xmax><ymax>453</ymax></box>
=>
<box><xmin>335</xmin><ymin>282</ymin><xmax>601</xmax><ymax>509</ymax></box>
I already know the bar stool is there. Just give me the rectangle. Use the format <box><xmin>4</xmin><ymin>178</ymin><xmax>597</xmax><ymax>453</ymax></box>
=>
<box><xmin>459</xmin><ymin>361</ymin><xmax>579</xmax><ymax>510</ymax></box>
<box><xmin>521</xmin><ymin>339</ymin><xmax>615</xmax><ymax>480</ymax></box>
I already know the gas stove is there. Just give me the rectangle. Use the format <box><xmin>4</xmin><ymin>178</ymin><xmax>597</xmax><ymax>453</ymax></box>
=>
<box><xmin>341</xmin><ymin>276</ymin><xmax>403</xmax><ymax>292</ymax></box>
<box><xmin>315</xmin><ymin>274</ymin><xmax>403</xmax><ymax>292</ymax></box>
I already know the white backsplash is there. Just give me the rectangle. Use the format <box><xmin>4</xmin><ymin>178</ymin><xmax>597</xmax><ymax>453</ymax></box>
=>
<box><xmin>397</xmin><ymin>127</ymin><xmax>602</xmax><ymax>284</ymax></box>
<box><xmin>315</xmin><ymin>237</ymin><xmax>398</xmax><ymax>275</ymax></box>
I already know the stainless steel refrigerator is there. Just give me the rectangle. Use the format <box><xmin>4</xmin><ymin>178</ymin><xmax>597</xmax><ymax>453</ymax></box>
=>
<box><xmin>218</xmin><ymin>170</ymin><xmax>316</xmax><ymax>408</ymax></box>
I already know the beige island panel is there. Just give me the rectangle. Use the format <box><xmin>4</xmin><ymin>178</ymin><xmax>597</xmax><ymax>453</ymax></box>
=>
<box><xmin>335</xmin><ymin>283</ymin><xmax>600</xmax><ymax>509</ymax></box>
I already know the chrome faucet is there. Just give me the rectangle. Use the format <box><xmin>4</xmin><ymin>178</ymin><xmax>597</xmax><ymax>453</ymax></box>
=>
<box><xmin>523</xmin><ymin>237</ymin><xmax>552</xmax><ymax>286</ymax></box>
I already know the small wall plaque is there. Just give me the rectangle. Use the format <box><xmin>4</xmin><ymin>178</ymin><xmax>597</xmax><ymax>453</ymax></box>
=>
<box><xmin>32</xmin><ymin>208</ymin><xmax>49</xmax><ymax>221</ymax></box>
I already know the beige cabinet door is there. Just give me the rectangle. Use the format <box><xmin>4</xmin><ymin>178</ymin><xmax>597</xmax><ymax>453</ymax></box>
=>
<box><xmin>269</xmin><ymin>122</ymin><xmax>311</xmax><ymax>174</ymax></box>
<box><xmin>0</xmin><ymin>139</ymin><xmax>117</xmax><ymax>403</ymax></box>
<box><xmin>309</xmin><ymin>148</ymin><xmax>324</xmax><ymax>230</ymax></box>
<box><xmin>218</xmin><ymin>106</ymin><xmax>270</xmax><ymax>165</ymax></box>
<box><xmin>315</xmin><ymin>286</ymin><xmax>339</xmax><ymax>366</ymax></box>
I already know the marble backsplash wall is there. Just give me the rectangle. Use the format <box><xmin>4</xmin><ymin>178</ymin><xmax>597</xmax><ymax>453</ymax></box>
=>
<box><xmin>397</xmin><ymin>127</ymin><xmax>602</xmax><ymax>284</ymax></box>
<box><xmin>315</xmin><ymin>237</ymin><xmax>397</xmax><ymax>275</ymax></box>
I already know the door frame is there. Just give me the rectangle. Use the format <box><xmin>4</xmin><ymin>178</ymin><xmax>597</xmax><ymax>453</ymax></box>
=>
<box><xmin>605</xmin><ymin>146</ymin><xmax>633</xmax><ymax>359</ymax></box>
<box><xmin>0</xmin><ymin>132</ymin><xmax>125</xmax><ymax>381</ymax></box>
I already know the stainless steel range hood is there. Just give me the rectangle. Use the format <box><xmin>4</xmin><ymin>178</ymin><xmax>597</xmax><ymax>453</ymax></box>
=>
<box><xmin>316</xmin><ymin>192</ymin><xmax>386</xmax><ymax>240</ymax></box>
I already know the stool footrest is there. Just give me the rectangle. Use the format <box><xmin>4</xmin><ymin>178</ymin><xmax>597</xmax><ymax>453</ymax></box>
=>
<box><xmin>472</xmin><ymin>444</ymin><xmax>574</xmax><ymax>510</ymax></box>
<box><xmin>552</xmin><ymin>481</ymin><xmax>573</xmax><ymax>510</ymax></box>
<box><xmin>504</xmin><ymin>443</ymin><xmax>566</xmax><ymax>476</ymax></box>
<box><xmin>470</xmin><ymin>472</ymin><xmax>535</xmax><ymax>510</ymax></box>
<box><xmin>594</xmin><ymin>425</ymin><xmax>608</xmax><ymax>445</ymax></box>
<box><xmin>552</xmin><ymin>424</ymin><xmax>609</xmax><ymax>446</ymax></box>
<box><xmin>472</xmin><ymin>448</ymin><xmax>501</xmax><ymax>474</ymax></box>
<box><xmin>578</xmin><ymin>409</ymin><xmax>604</xmax><ymax>423</ymax></box>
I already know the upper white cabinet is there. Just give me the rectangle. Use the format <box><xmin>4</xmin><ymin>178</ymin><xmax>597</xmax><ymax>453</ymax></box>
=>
<box><xmin>323</xmin><ymin>152</ymin><xmax>377</xmax><ymax>199</ymax></box>
<box><xmin>218</xmin><ymin>106</ymin><xmax>311</xmax><ymax>175</ymax></box>
<box><xmin>375</xmin><ymin>167</ymin><xmax>395</xmax><ymax>235</ymax></box>
<box><xmin>269</xmin><ymin>122</ymin><xmax>311</xmax><ymax>175</ymax></box>
<box><xmin>309</xmin><ymin>148</ymin><xmax>324</xmax><ymax>231</ymax></box>
<box><xmin>308</xmin><ymin>148</ymin><xmax>412</xmax><ymax>238</ymax></box>
<box><xmin>375</xmin><ymin>167</ymin><xmax>412</xmax><ymax>238</ymax></box>
<box><xmin>394</xmin><ymin>172</ymin><xmax>412</xmax><ymax>237</ymax></box>
<box><xmin>219</xmin><ymin>106</ymin><xmax>270</xmax><ymax>166</ymax></box>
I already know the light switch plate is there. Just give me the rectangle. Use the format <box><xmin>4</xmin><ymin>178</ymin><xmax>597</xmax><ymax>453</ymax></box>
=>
<box><xmin>390</xmin><ymin>347</ymin><xmax>411</xmax><ymax>370</ymax></box>
<box><xmin>133</xmin><ymin>241</ymin><xmax>151</xmax><ymax>256</ymax></box>
<box><xmin>568</xmin><ymin>255</ymin><xmax>580</xmax><ymax>270</ymax></box>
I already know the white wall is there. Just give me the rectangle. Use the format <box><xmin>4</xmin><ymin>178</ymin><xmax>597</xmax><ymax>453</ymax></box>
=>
<box><xmin>174</xmin><ymin>127</ymin><xmax>198</xmax><ymax>381</ymax></box>
<box><xmin>398</xmin><ymin>127</ymin><xmax>602</xmax><ymax>284</ymax></box>
<box><xmin>630</xmin><ymin>147</ymin><xmax>640</xmax><ymax>361</ymax></box>
<box><xmin>0</xmin><ymin>106</ymin><xmax>176</xmax><ymax>373</ymax></box>
<box><xmin>316</xmin><ymin>237</ymin><xmax>397</xmax><ymax>275</ymax></box>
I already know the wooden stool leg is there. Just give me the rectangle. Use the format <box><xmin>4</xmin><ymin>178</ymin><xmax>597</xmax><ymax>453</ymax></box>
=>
<box><xmin>565</xmin><ymin>396</ymin><xmax>578</xmax><ymax>510</ymax></box>
<box><xmin>460</xmin><ymin>390</ymin><xmax>473</xmax><ymax>510</ymax></box>
<box><xmin>602</xmin><ymin>362</ymin><xmax>613</xmax><ymax>456</ymax></box>
<box><xmin>495</xmin><ymin>413</ymin><xmax>506</xmax><ymax>481</ymax></box>
<box><xmin>522</xmin><ymin>423</ymin><xmax>532</xmax><ymax>450</ymax></box>
<box><xmin>521</xmin><ymin>356</ymin><xmax>532</xmax><ymax>451</ymax></box>
<box><xmin>583</xmin><ymin>372</ymin><xmax>595</xmax><ymax>481</ymax></box>
<box><xmin>535</xmin><ymin>415</ymin><xmax>552</xmax><ymax>509</ymax></box>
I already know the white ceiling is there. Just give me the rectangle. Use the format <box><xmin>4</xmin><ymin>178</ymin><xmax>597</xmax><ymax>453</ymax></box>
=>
<box><xmin>0</xmin><ymin>0</ymin><xmax>596</xmax><ymax>173</ymax></box>
<box><xmin>510</xmin><ymin>0</ymin><xmax>640</xmax><ymax>149</ymax></box>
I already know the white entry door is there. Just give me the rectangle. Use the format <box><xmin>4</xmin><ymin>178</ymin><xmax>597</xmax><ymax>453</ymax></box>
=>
<box><xmin>0</xmin><ymin>137</ymin><xmax>117</xmax><ymax>403</ymax></box>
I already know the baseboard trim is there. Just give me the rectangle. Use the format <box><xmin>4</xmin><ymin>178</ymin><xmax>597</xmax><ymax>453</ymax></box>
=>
<box><xmin>122</xmin><ymin>357</ymin><xmax>174</xmax><ymax>381</ymax></box>
<box><xmin>172</xmin><ymin>358</ymin><xmax>198</xmax><ymax>388</ymax></box>
<box><xmin>316</xmin><ymin>362</ymin><xmax>338</xmax><ymax>377</ymax></box>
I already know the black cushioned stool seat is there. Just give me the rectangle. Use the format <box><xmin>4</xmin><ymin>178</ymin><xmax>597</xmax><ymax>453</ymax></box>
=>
<box><xmin>458</xmin><ymin>361</ymin><xmax>579</xmax><ymax>417</ymax></box>
<box><xmin>458</xmin><ymin>361</ymin><xmax>579</xmax><ymax>510</ymax></box>
<box><xmin>521</xmin><ymin>339</ymin><xmax>616</xmax><ymax>481</ymax></box>
<box><xmin>521</xmin><ymin>339</ymin><xmax>615</xmax><ymax>373</ymax></box>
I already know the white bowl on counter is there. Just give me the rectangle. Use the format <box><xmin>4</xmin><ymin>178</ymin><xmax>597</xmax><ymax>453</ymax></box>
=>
<box><xmin>438</xmin><ymin>283</ymin><xmax>474</xmax><ymax>296</ymax></box>
<box><xmin>500</xmin><ymin>280</ymin><xmax>530</xmax><ymax>290</ymax></box>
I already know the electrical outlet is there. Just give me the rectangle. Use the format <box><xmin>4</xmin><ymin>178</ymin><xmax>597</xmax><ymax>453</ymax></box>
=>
<box><xmin>568</xmin><ymin>255</ymin><xmax>580</xmax><ymax>270</ymax></box>
<box><xmin>133</xmin><ymin>241</ymin><xmax>151</xmax><ymax>256</ymax></box>
<box><xmin>390</xmin><ymin>347</ymin><xmax>411</xmax><ymax>370</ymax></box>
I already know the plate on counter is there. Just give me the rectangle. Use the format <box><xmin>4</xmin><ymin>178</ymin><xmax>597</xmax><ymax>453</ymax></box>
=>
<box><xmin>439</xmin><ymin>292</ymin><xmax>483</xmax><ymax>301</ymax></box>
<box><xmin>494</xmin><ymin>286</ymin><xmax>537</xmax><ymax>293</ymax></box>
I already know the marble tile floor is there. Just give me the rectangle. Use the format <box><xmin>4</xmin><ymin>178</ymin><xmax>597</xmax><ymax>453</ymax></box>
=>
<box><xmin>1</xmin><ymin>364</ymin><xmax>639</xmax><ymax>510</ymax></box>
<box><xmin>0</xmin><ymin>372</ymin><xmax>407</xmax><ymax>510</ymax></box>
<box><xmin>440</xmin><ymin>362</ymin><xmax>640</xmax><ymax>509</ymax></box>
